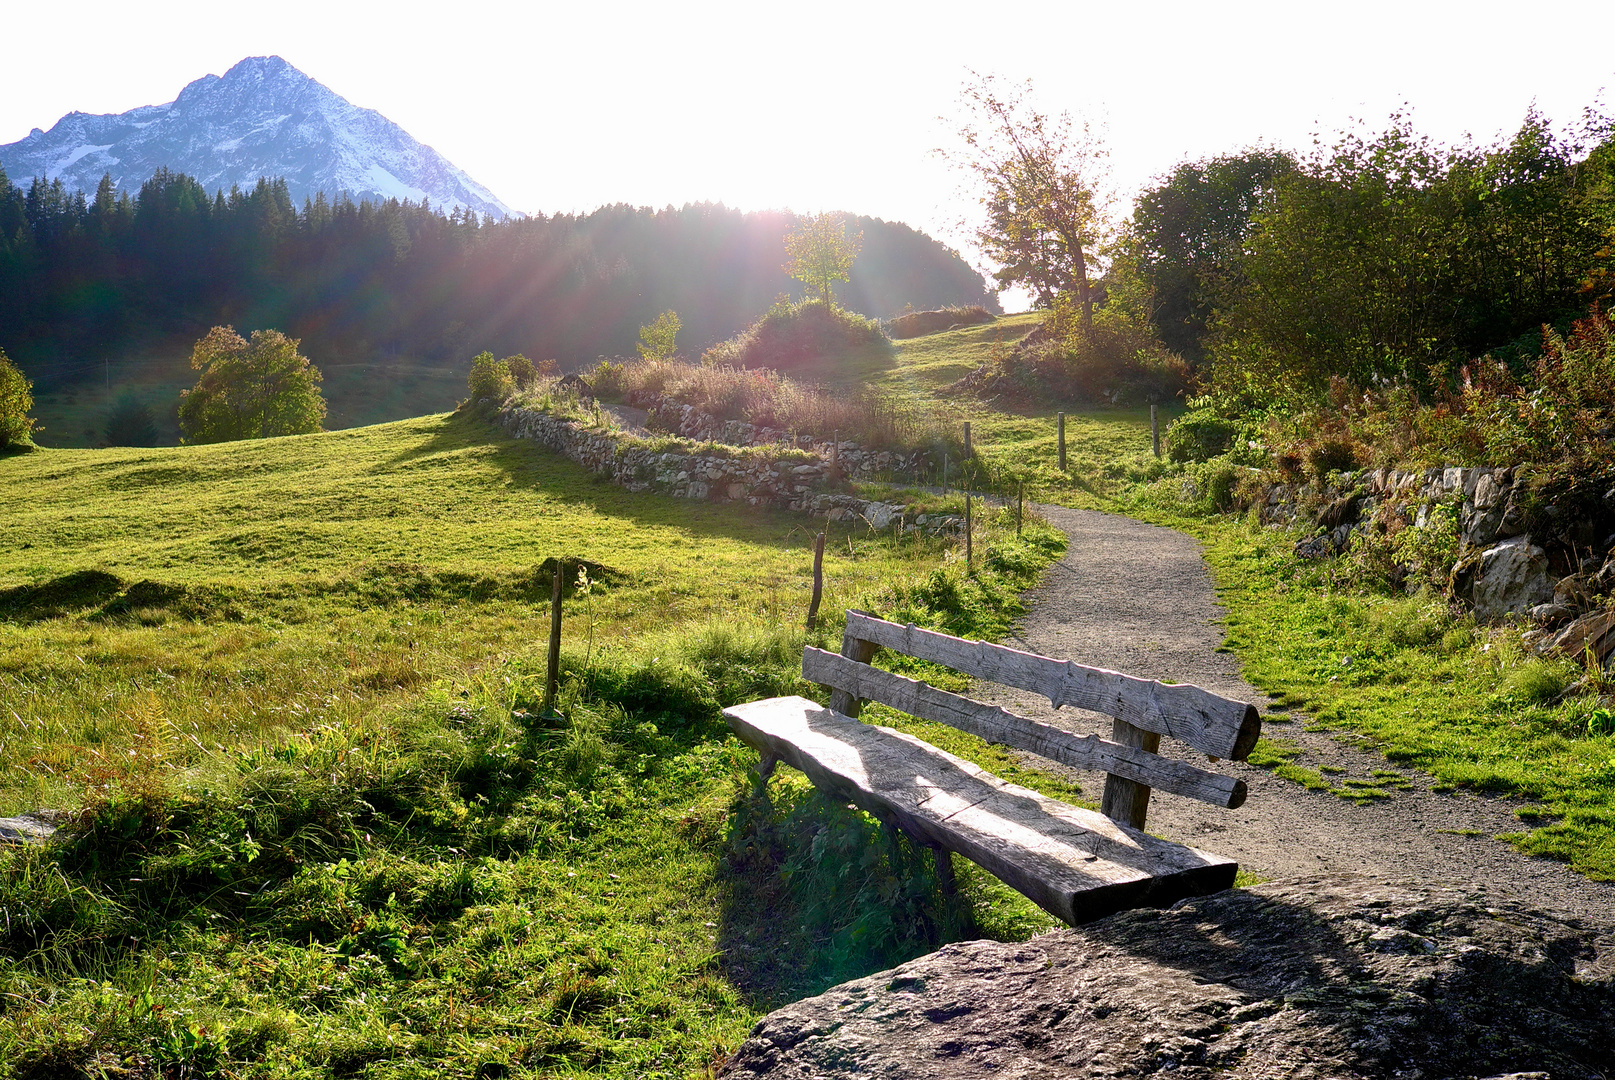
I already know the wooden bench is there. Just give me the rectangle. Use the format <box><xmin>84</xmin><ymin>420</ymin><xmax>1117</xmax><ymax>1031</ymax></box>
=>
<box><xmin>722</xmin><ymin>611</ymin><xmax>1263</xmax><ymax>925</ymax></box>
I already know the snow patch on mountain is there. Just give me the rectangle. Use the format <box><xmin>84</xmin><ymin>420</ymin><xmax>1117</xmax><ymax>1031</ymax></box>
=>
<box><xmin>0</xmin><ymin>55</ymin><xmax>516</xmax><ymax>221</ymax></box>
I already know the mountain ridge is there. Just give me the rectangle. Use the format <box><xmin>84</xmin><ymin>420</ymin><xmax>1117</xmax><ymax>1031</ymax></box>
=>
<box><xmin>0</xmin><ymin>55</ymin><xmax>516</xmax><ymax>220</ymax></box>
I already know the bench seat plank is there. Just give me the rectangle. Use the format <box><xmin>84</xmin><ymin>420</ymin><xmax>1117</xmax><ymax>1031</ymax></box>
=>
<box><xmin>842</xmin><ymin>612</ymin><xmax>1261</xmax><ymax>761</ymax></box>
<box><xmin>803</xmin><ymin>647</ymin><xmax>1246</xmax><ymax>809</ymax></box>
<box><xmin>723</xmin><ymin>695</ymin><xmax>1238</xmax><ymax>925</ymax></box>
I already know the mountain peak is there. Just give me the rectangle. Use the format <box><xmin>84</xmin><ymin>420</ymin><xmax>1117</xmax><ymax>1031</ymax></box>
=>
<box><xmin>0</xmin><ymin>58</ymin><xmax>516</xmax><ymax>220</ymax></box>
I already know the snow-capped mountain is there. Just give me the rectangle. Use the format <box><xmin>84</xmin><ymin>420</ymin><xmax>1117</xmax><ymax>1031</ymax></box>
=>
<box><xmin>0</xmin><ymin>55</ymin><xmax>516</xmax><ymax>220</ymax></box>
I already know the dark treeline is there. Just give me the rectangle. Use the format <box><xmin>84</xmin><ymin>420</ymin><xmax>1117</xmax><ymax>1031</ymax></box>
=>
<box><xmin>1118</xmin><ymin>108</ymin><xmax>1615</xmax><ymax>408</ymax></box>
<box><xmin>0</xmin><ymin>168</ymin><xmax>994</xmax><ymax>387</ymax></box>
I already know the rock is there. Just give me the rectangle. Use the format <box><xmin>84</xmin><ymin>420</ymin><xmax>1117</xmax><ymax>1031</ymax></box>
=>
<box><xmin>1294</xmin><ymin>534</ymin><xmax>1334</xmax><ymax>559</ymax></box>
<box><xmin>1316</xmin><ymin>494</ymin><xmax>1361</xmax><ymax>530</ymax></box>
<box><xmin>0</xmin><ymin>812</ymin><xmax>60</xmax><ymax>845</ymax></box>
<box><xmin>1470</xmin><ymin>536</ymin><xmax>1555</xmax><ymax>622</ymax></box>
<box><xmin>1543</xmin><ymin>605</ymin><xmax>1615</xmax><ymax>667</ymax></box>
<box><xmin>1530</xmin><ymin>602</ymin><xmax>1577</xmax><ymax>625</ymax></box>
<box><xmin>1555</xmin><ymin>572</ymin><xmax>1598</xmax><ymax>612</ymax></box>
<box><xmin>722</xmin><ymin>876</ymin><xmax>1615</xmax><ymax>1080</ymax></box>
<box><xmin>865</xmin><ymin>502</ymin><xmax>896</xmax><ymax>530</ymax></box>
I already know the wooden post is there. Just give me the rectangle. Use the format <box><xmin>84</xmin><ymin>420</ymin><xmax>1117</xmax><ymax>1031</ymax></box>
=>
<box><xmin>1057</xmin><ymin>412</ymin><xmax>1066</xmax><ymax>471</ymax></box>
<box><xmin>1100</xmin><ymin>718</ymin><xmax>1161</xmax><ymax>828</ymax></box>
<box><xmin>942</xmin><ymin>453</ymin><xmax>949</xmax><ymax>494</ymax></box>
<box><xmin>1151</xmin><ymin>404</ymin><xmax>1161</xmax><ymax>459</ymax></box>
<box><xmin>965</xmin><ymin>494</ymin><xmax>973</xmax><ymax>569</ymax></box>
<box><xmin>1016</xmin><ymin>481</ymin><xmax>1024</xmax><ymax>538</ymax></box>
<box><xmin>934</xmin><ymin>847</ymin><xmax>957</xmax><ymax>897</ymax></box>
<box><xmin>826</xmin><ymin>617</ymin><xmax>879</xmax><ymax>717</ymax></box>
<box><xmin>962</xmin><ymin>422</ymin><xmax>971</xmax><ymax>493</ymax></box>
<box><xmin>805</xmin><ymin>531</ymin><xmax>826</xmax><ymax>630</ymax></box>
<box><xmin>543</xmin><ymin>561</ymin><xmax>564</xmax><ymax>714</ymax></box>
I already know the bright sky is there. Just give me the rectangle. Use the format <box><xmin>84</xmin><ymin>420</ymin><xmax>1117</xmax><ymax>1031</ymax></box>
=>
<box><xmin>3</xmin><ymin>0</ymin><xmax>1612</xmax><ymax>306</ymax></box>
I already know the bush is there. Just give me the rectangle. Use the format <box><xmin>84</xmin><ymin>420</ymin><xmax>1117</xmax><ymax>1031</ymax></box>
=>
<box><xmin>1166</xmin><ymin>409</ymin><xmax>1241</xmax><ymax>463</ymax></box>
<box><xmin>0</xmin><ymin>347</ymin><xmax>37</xmax><ymax>450</ymax></box>
<box><xmin>968</xmin><ymin>305</ymin><xmax>1189</xmax><ymax>407</ymax></box>
<box><xmin>702</xmin><ymin>298</ymin><xmax>889</xmax><ymax>372</ymax></box>
<box><xmin>467</xmin><ymin>352</ymin><xmax>515</xmax><ymax>402</ymax></box>
<box><xmin>887</xmin><ymin>306</ymin><xmax>996</xmax><ymax>339</ymax></box>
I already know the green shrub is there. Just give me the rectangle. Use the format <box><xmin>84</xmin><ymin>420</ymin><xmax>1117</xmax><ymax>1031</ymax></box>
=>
<box><xmin>983</xmin><ymin>306</ymin><xmax>1188</xmax><ymax>407</ymax></box>
<box><xmin>1166</xmin><ymin>409</ymin><xmax>1242</xmax><ymax>463</ymax></box>
<box><xmin>0</xmin><ymin>347</ymin><xmax>37</xmax><ymax>451</ymax></box>
<box><xmin>1501</xmin><ymin>660</ymin><xmax>1571</xmax><ymax>706</ymax></box>
<box><xmin>467</xmin><ymin>351</ymin><xmax>516</xmax><ymax>402</ymax></box>
<box><xmin>702</xmin><ymin>298</ymin><xmax>889</xmax><ymax>372</ymax></box>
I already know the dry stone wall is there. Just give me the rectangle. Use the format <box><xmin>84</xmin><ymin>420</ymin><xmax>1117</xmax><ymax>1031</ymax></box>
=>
<box><xmin>624</xmin><ymin>389</ymin><xmax>929</xmax><ymax>482</ymax></box>
<box><xmin>494</xmin><ymin>402</ymin><xmax>964</xmax><ymax>536</ymax></box>
<box><xmin>1258</xmin><ymin>466</ymin><xmax>1615</xmax><ymax>662</ymax></box>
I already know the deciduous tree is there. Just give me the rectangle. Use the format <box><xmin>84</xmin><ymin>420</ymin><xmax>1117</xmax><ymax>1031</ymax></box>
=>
<box><xmin>637</xmin><ymin>310</ymin><xmax>681</xmax><ymax>359</ymax></box>
<box><xmin>0</xmin><ymin>347</ymin><xmax>37</xmax><ymax>450</ymax></box>
<box><xmin>784</xmin><ymin>214</ymin><xmax>861</xmax><ymax>307</ymax></box>
<box><xmin>946</xmin><ymin>73</ymin><xmax>1111</xmax><ymax>338</ymax></box>
<box><xmin>177</xmin><ymin>326</ymin><xmax>326</xmax><ymax>443</ymax></box>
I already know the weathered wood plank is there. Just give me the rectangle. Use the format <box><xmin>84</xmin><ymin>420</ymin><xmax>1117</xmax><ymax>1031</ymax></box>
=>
<box><xmin>1100</xmin><ymin>718</ymin><xmax>1160</xmax><ymax>828</ymax></box>
<box><xmin>842</xmin><ymin>611</ymin><xmax>1261</xmax><ymax>761</ymax></box>
<box><xmin>722</xmin><ymin>695</ymin><xmax>1238</xmax><ymax>925</ymax></box>
<box><xmin>827</xmin><ymin>624</ymin><xmax>879</xmax><ymax>718</ymax></box>
<box><xmin>802</xmin><ymin>647</ymin><xmax>1246</xmax><ymax>809</ymax></box>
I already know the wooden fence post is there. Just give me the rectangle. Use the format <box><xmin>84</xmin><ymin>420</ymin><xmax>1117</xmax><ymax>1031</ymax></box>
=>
<box><xmin>1151</xmin><ymin>404</ymin><xmax>1161</xmax><ymax>459</ymax></box>
<box><xmin>962</xmin><ymin>422</ymin><xmax>971</xmax><ymax>492</ymax></box>
<box><xmin>1057</xmin><ymin>412</ymin><xmax>1066</xmax><ymax>471</ymax></box>
<box><xmin>543</xmin><ymin>561</ymin><xmax>565</xmax><ymax>714</ymax></box>
<box><xmin>965</xmin><ymin>494</ymin><xmax>973</xmax><ymax>569</ymax></box>
<box><xmin>805</xmin><ymin>531</ymin><xmax>826</xmax><ymax>630</ymax></box>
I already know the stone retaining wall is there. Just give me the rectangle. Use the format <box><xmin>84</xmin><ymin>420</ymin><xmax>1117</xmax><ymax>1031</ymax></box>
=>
<box><xmin>624</xmin><ymin>389</ymin><xmax>928</xmax><ymax>482</ymax></box>
<box><xmin>494</xmin><ymin>402</ymin><xmax>964</xmax><ymax>536</ymax></box>
<box><xmin>1258</xmin><ymin>466</ymin><xmax>1615</xmax><ymax>663</ymax></box>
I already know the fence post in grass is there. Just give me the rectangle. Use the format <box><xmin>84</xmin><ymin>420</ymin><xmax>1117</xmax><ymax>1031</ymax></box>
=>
<box><xmin>1151</xmin><ymin>404</ymin><xmax>1161</xmax><ymax>459</ymax></box>
<box><xmin>806</xmin><ymin>530</ymin><xmax>826</xmax><ymax>631</ymax></box>
<box><xmin>1057</xmin><ymin>412</ymin><xmax>1066</xmax><ymax>471</ymax></box>
<box><xmin>962</xmin><ymin>422</ymin><xmax>971</xmax><ymax>493</ymax></box>
<box><xmin>1017</xmin><ymin>481</ymin><xmax>1024</xmax><ymax>538</ymax></box>
<box><xmin>942</xmin><ymin>453</ymin><xmax>949</xmax><ymax>494</ymax></box>
<box><xmin>544</xmin><ymin>560</ymin><xmax>565</xmax><ymax>714</ymax></box>
<box><xmin>965</xmin><ymin>494</ymin><xmax>973</xmax><ymax>569</ymax></box>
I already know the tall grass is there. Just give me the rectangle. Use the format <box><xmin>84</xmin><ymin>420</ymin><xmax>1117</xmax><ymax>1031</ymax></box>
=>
<box><xmin>596</xmin><ymin>357</ymin><xmax>955</xmax><ymax>452</ymax></box>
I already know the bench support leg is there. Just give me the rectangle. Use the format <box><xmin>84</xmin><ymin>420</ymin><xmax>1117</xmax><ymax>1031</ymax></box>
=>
<box><xmin>754</xmin><ymin>753</ymin><xmax>779</xmax><ymax>799</ymax></box>
<box><xmin>933</xmin><ymin>848</ymin><xmax>957</xmax><ymax>898</ymax></box>
<box><xmin>1101</xmin><ymin>718</ymin><xmax>1160</xmax><ymax>829</ymax></box>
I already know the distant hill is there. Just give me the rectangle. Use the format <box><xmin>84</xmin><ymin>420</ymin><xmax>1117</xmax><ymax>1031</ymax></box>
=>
<box><xmin>0</xmin><ymin>55</ymin><xmax>514</xmax><ymax>220</ymax></box>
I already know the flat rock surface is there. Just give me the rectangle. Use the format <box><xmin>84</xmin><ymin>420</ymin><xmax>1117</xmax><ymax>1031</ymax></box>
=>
<box><xmin>723</xmin><ymin>875</ymin><xmax>1615</xmax><ymax>1079</ymax></box>
<box><xmin>976</xmin><ymin>505</ymin><xmax>1615</xmax><ymax>928</ymax></box>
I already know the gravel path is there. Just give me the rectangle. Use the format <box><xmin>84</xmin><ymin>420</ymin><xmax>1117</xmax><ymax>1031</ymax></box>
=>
<box><xmin>976</xmin><ymin>504</ymin><xmax>1615</xmax><ymax>928</ymax></box>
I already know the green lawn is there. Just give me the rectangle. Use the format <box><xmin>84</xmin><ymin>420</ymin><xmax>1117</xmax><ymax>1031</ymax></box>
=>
<box><xmin>0</xmin><ymin>407</ymin><xmax>1073</xmax><ymax>1078</ymax></box>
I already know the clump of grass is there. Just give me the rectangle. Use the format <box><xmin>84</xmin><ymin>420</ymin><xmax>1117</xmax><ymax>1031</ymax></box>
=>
<box><xmin>592</xmin><ymin>355</ymin><xmax>952</xmax><ymax>453</ymax></box>
<box><xmin>1501</xmin><ymin>660</ymin><xmax>1571</xmax><ymax>707</ymax></box>
<box><xmin>887</xmin><ymin>306</ymin><xmax>996</xmax><ymax>340</ymax></box>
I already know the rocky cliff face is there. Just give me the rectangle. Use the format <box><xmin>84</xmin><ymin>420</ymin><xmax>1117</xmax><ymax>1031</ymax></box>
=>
<box><xmin>0</xmin><ymin>55</ymin><xmax>515</xmax><ymax>220</ymax></box>
<box><xmin>723</xmin><ymin>875</ymin><xmax>1613</xmax><ymax>1080</ymax></box>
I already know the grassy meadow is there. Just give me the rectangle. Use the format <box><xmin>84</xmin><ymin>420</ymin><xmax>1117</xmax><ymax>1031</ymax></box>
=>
<box><xmin>6</xmin><ymin>310</ymin><xmax>1615</xmax><ymax>1078</ymax></box>
<box><xmin>0</xmin><ymin>404</ymin><xmax>1075</xmax><ymax>1078</ymax></box>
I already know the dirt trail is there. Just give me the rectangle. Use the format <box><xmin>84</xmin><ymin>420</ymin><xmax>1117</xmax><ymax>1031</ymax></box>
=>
<box><xmin>976</xmin><ymin>504</ymin><xmax>1615</xmax><ymax>927</ymax></box>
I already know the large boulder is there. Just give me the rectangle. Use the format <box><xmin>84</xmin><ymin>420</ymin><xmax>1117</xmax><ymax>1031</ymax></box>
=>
<box><xmin>723</xmin><ymin>875</ymin><xmax>1613</xmax><ymax>1080</ymax></box>
<box><xmin>1463</xmin><ymin>535</ymin><xmax>1556</xmax><ymax>622</ymax></box>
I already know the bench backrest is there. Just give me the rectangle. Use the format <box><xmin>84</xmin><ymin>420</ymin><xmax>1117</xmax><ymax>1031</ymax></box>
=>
<box><xmin>806</xmin><ymin>611</ymin><xmax>1262</xmax><ymax>829</ymax></box>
